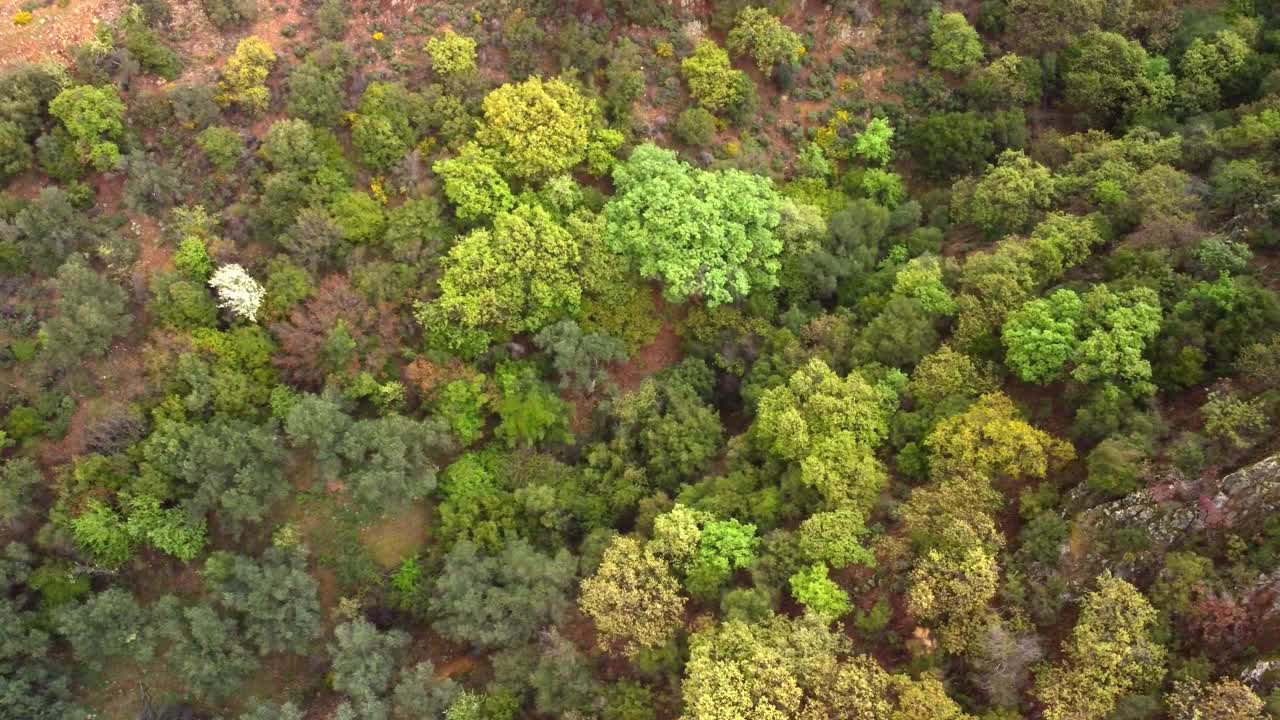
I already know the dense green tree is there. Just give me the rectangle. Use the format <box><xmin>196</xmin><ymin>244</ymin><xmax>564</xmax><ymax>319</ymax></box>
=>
<box><xmin>41</xmin><ymin>254</ymin><xmax>131</xmax><ymax>371</ymax></box>
<box><xmin>789</xmin><ymin>563</ymin><xmax>851</xmax><ymax>620</ymax></box>
<box><xmin>202</xmin><ymin>548</ymin><xmax>320</xmax><ymax>655</ymax></box>
<box><xmin>754</xmin><ymin>358</ymin><xmax>899</xmax><ymax>511</ymax></box>
<box><xmin>48</xmin><ymin>84</ymin><xmax>125</xmax><ymax>171</ymax></box>
<box><xmin>352</xmin><ymin>82</ymin><xmax>422</xmax><ymax>172</ymax></box>
<box><xmin>329</xmin><ymin>617</ymin><xmax>408</xmax><ymax>718</ymax></box>
<box><xmin>196</xmin><ymin>125</ymin><xmax>245</xmax><ymax>173</ymax></box>
<box><xmin>854</xmin><ymin>118</ymin><xmax>895</xmax><ymax>166</ymax></box>
<box><xmin>1063</xmin><ymin>31</ymin><xmax>1173</xmax><ymax>126</ymax></box>
<box><xmin>930</xmin><ymin>12</ymin><xmax>984</xmax><ymax>74</ymax></box>
<box><xmin>1177</xmin><ymin>30</ymin><xmax>1251</xmax><ymax>115</ymax></box>
<box><xmin>433</xmin><ymin>538</ymin><xmax>576</xmax><ymax>650</ymax></box>
<box><xmin>1071</xmin><ymin>285</ymin><xmax>1162</xmax><ymax>393</ymax></box>
<box><xmin>285</xmin><ymin>61</ymin><xmax>345</xmax><ymax>127</ymax></box>
<box><xmin>604</xmin><ymin>143</ymin><xmax>783</xmax><ymax>306</ymax></box>
<box><xmin>157</xmin><ymin>600</ymin><xmax>259</xmax><ymax>703</ymax></box>
<box><xmin>797</xmin><ymin>509</ymin><xmax>876</xmax><ymax>568</ymax></box>
<box><xmin>952</xmin><ymin>150</ymin><xmax>1056</xmax><ymax>237</ymax></box>
<box><xmin>1001</xmin><ymin>289</ymin><xmax>1083</xmax><ymax>383</ymax></box>
<box><xmin>433</xmin><ymin>144</ymin><xmax>515</xmax><ymax>224</ymax></box>
<box><xmin>907</xmin><ymin>112</ymin><xmax>995</xmax><ymax>180</ymax></box>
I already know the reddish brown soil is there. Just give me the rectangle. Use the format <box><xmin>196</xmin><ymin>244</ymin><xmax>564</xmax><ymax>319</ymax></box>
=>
<box><xmin>0</xmin><ymin>0</ymin><xmax>124</xmax><ymax>68</ymax></box>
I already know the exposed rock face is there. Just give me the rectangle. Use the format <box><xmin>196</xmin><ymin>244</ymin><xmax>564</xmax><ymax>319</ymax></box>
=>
<box><xmin>1081</xmin><ymin>453</ymin><xmax>1280</xmax><ymax>547</ymax></box>
<box><xmin>1213</xmin><ymin>454</ymin><xmax>1280</xmax><ymax>535</ymax></box>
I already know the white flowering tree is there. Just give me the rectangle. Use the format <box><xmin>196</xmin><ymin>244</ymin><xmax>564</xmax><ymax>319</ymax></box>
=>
<box><xmin>208</xmin><ymin>264</ymin><xmax>265</xmax><ymax>322</ymax></box>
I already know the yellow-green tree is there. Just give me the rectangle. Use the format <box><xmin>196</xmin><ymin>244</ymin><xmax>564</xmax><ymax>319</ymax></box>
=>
<box><xmin>1035</xmin><ymin>575</ymin><xmax>1166</xmax><ymax>720</ymax></box>
<box><xmin>218</xmin><ymin>37</ymin><xmax>277</xmax><ymax>114</ymax></box>
<box><xmin>475</xmin><ymin>76</ymin><xmax>598</xmax><ymax>180</ymax></box>
<box><xmin>578</xmin><ymin>536</ymin><xmax>685</xmax><ymax>657</ymax></box>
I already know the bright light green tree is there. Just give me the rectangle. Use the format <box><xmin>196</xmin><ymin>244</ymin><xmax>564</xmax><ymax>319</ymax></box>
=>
<box><xmin>604</xmin><ymin>143</ymin><xmax>783</xmax><ymax>306</ymax></box>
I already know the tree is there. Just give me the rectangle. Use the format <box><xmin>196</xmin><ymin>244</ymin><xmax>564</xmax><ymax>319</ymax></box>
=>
<box><xmin>968</xmin><ymin>53</ymin><xmax>1042</xmax><ymax>107</ymax></box>
<box><xmin>726</xmin><ymin>8</ymin><xmax>803</xmax><ymax>75</ymax></box>
<box><xmin>590</xmin><ymin>360</ymin><xmax>724</xmax><ymax>493</ymax></box>
<box><xmin>0</xmin><ymin>458</ymin><xmax>39</xmax><ymax>527</ymax></box>
<box><xmin>683</xmin><ymin>518</ymin><xmax>759</xmax><ymax>599</ymax></box>
<box><xmin>1008</xmin><ymin>0</ymin><xmax>1104</xmax><ymax>50</ymax></box>
<box><xmin>41</xmin><ymin>254</ymin><xmax>131</xmax><ymax>371</ymax></box>
<box><xmin>336</xmin><ymin>415</ymin><xmax>450</xmax><ymax>515</ymax></box>
<box><xmin>1071</xmin><ymin>285</ymin><xmax>1162</xmax><ymax>393</ymax></box>
<box><xmin>0</xmin><ymin>120</ymin><xmax>32</xmax><ymax>180</ymax></box>
<box><xmin>138</xmin><ymin>416</ymin><xmax>287</xmax><ymax>537</ymax></box>
<box><xmin>328</xmin><ymin>190</ymin><xmax>385</xmax><ymax>245</ymax></box>
<box><xmin>201</xmin><ymin>0</ymin><xmax>256</xmax><ymax>27</ymax></box>
<box><xmin>925</xmin><ymin>392</ymin><xmax>1073</xmax><ymax>482</ymax></box>
<box><xmin>158</xmin><ymin>601</ymin><xmax>259</xmax><ymax>703</ymax></box>
<box><xmin>475</xmin><ymin>77</ymin><xmax>597</xmax><ymax>180</ymax></box>
<box><xmin>48</xmin><ymin>84</ymin><xmax>125</xmax><ymax>171</ymax></box>
<box><xmin>952</xmin><ymin>150</ymin><xmax>1056</xmax><ymax>238</ymax></box>
<box><xmin>797</xmin><ymin>509</ymin><xmax>875</xmax><ymax>568</ymax></box>
<box><xmin>426</xmin><ymin>30</ymin><xmax>477</xmax><ymax>77</ymax></box>
<box><xmin>1177</xmin><ymin>30</ymin><xmax>1251</xmax><ymax>115</ymax></box>
<box><xmin>196</xmin><ymin>125</ymin><xmax>245</xmax><ymax>173</ymax></box>
<box><xmin>433</xmin><ymin>202</ymin><xmax>582</xmax><ymax>336</ymax></box>
<box><xmin>1063</xmin><ymin>31</ymin><xmax>1173</xmax><ymax>126</ymax></box>
<box><xmin>1001</xmin><ymin>289</ymin><xmax>1083</xmax><ymax>383</ymax></box>
<box><xmin>272</xmin><ymin>275</ymin><xmax>400</xmax><ymax>388</ymax></box>
<box><xmin>392</xmin><ymin>661</ymin><xmax>460</xmax><ymax>720</ymax></box>
<box><xmin>789</xmin><ymin>564</ymin><xmax>851</xmax><ymax>620</ymax></box>
<box><xmin>1034</xmin><ymin>575</ymin><xmax>1166</xmax><ymax>720</ymax></box>
<box><xmin>55</xmin><ymin>588</ymin><xmax>157</xmax><ymax>671</ymax></box>
<box><xmin>604</xmin><ymin>143</ymin><xmax>783</xmax><ymax>306</ymax></box>
<box><xmin>754</xmin><ymin>358</ymin><xmax>899</xmax><ymax>511</ymax></box>
<box><xmin>432</xmin><ymin>538</ymin><xmax>576</xmax><ymax>650</ymax></box>
<box><xmin>907</xmin><ymin>545</ymin><xmax>999</xmax><ymax>653</ymax></box>
<box><xmin>433</xmin><ymin>144</ymin><xmax>515</xmax><ymax>224</ymax></box>
<box><xmin>1166</xmin><ymin>678</ymin><xmax>1264</xmax><ymax>720</ymax></box>
<box><xmin>285</xmin><ymin>62</ymin><xmax>345</xmax><ymax>127</ymax></box>
<box><xmin>218</xmin><ymin>37</ymin><xmax>276</xmax><ymax>114</ymax></box>
<box><xmin>352</xmin><ymin>82</ymin><xmax>421</xmax><ymax>172</ymax></box>
<box><xmin>893</xmin><ymin>256</ymin><xmax>956</xmax><ymax>316</ymax></box>
<box><xmin>682</xmin><ymin>41</ymin><xmax>749</xmax><ymax>113</ymax></box>
<box><xmin>579</xmin><ymin>535</ymin><xmax>685</xmax><ymax>657</ymax></box>
<box><xmin>681</xmin><ymin>615</ymin><xmax>850</xmax><ymax>720</ymax></box>
<box><xmin>209</xmin><ymin>264</ymin><xmax>266</xmax><ymax>322</ymax></box>
<box><xmin>202</xmin><ymin>548</ymin><xmax>321</xmax><ymax>656</ymax></box>
<box><xmin>533</xmin><ymin>320</ymin><xmax>626</xmax><ymax>393</ymax></box>
<box><xmin>676</xmin><ymin>107</ymin><xmax>717</xmax><ymax>147</ymax></box>
<box><xmin>930</xmin><ymin>12</ymin><xmax>984</xmax><ymax>74</ymax></box>
<box><xmin>329</xmin><ymin>617</ymin><xmax>408</xmax><ymax>717</ymax></box>
<box><xmin>854</xmin><ymin>118</ymin><xmax>895</xmax><ymax>166</ymax></box>
<box><xmin>907</xmin><ymin>112</ymin><xmax>994</xmax><ymax>180</ymax></box>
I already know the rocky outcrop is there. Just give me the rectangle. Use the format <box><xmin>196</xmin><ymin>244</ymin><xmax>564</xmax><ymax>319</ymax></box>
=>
<box><xmin>1211</xmin><ymin>454</ymin><xmax>1280</xmax><ymax>535</ymax></box>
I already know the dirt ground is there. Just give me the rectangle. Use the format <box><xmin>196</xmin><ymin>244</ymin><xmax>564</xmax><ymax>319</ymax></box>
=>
<box><xmin>0</xmin><ymin>0</ymin><xmax>125</xmax><ymax>68</ymax></box>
